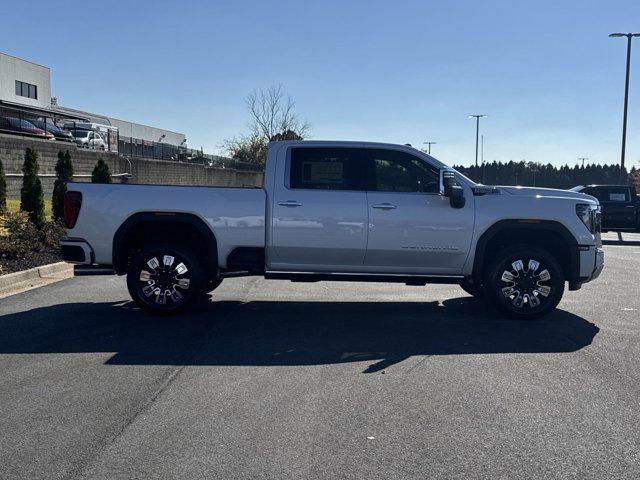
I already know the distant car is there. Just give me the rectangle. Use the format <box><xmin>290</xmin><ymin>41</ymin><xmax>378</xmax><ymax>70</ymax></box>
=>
<box><xmin>29</xmin><ymin>119</ymin><xmax>74</xmax><ymax>142</ymax></box>
<box><xmin>571</xmin><ymin>184</ymin><xmax>639</xmax><ymax>231</ymax></box>
<box><xmin>0</xmin><ymin>117</ymin><xmax>54</xmax><ymax>139</ymax></box>
<box><xmin>71</xmin><ymin>129</ymin><xmax>106</xmax><ymax>149</ymax></box>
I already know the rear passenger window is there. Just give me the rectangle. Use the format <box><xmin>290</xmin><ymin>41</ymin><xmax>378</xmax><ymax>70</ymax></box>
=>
<box><xmin>289</xmin><ymin>148</ymin><xmax>365</xmax><ymax>191</ymax></box>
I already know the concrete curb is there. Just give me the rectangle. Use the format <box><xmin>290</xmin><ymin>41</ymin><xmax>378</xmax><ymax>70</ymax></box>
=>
<box><xmin>0</xmin><ymin>262</ymin><xmax>74</xmax><ymax>298</ymax></box>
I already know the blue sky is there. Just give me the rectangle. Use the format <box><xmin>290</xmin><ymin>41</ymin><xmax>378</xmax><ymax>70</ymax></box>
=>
<box><xmin>1</xmin><ymin>0</ymin><xmax>639</xmax><ymax>167</ymax></box>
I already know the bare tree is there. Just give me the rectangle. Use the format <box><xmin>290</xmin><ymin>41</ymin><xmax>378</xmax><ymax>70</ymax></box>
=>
<box><xmin>246</xmin><ymin>85</ymin><xmax>310</xmax><ymax>141</ymax></box>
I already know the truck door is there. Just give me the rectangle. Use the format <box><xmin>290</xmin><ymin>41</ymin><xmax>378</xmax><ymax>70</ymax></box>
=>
<box><xmin>269</xmin><ymin>147</ymin><xmax>368</xmax><ymax>271</ymax></box>
<box><xmin>588</xmin><ymin>187</ymin><xmax>635</xmax><ymax>229</ymax></box>
<box><xmin>362</xmin><ymin>148</ymin><xmax>474</xmax><ymax>274</ymax></box>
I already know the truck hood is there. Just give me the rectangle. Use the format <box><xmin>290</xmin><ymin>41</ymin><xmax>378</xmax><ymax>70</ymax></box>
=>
<box><xmin>496</xmin><ymin>186</ymin><xmax>597</xmax><ymax>203</ymax></box>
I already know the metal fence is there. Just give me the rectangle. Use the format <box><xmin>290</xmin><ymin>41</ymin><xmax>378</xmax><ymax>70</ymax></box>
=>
<box><xmin>0</xmin><ymin>103</ymin><xmax>263</xmax><ymax>172</ymax></box>
<box><xmin>116</xmin><ymin>135</ymin><xmax>262</xmax><ymax>171</ymax></box>
<box><xmin>0</xmin><ymin>104</ymin><xmax>75</xmax><ymax>140</ymax></box>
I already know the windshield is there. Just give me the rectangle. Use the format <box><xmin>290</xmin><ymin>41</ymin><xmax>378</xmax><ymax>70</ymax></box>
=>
<box><xmin>72</xmin><ymin>130</ymin><xmax>90</xmax><ymax>138</ymax></box>
<box><xmin>451</xmin><ymin>168</ymin><xmax>477</xmax><ymax>186</ymax></box>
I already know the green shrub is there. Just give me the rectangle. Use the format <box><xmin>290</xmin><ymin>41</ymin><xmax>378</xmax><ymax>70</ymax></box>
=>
<box><xmin>39</xmin><ymin>219</ymin><xmax>66</xmax><ymax>249</ymax></box>
<box><xmin>20</xmin><ymin>148</ymin><xmax>45</xmax><ymax>227</ymax></box>
<box><xmin>0</xmin><ymin>212</ymin><xmax>41</xmax><ymax>258</ymax></box>
<box><xmin>52</xmin><ymin>150</ymin><xmax>73</xmax><ymax>221</ymax></box>
<box><xmin>0</xmin><ymin>159</ymin><xmax>6</xmax><ymax>214</ymax></box>
<box><xmin>91</xmin><ymin>158</ymin><xmax>112</xmax><ymax>183</ymax></box>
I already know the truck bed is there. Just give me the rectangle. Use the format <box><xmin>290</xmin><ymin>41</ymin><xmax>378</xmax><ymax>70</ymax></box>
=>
<box><xmin>66</xmin><ymin>183</ymin><xmax>266</xmax><ymax>267</ymax></box>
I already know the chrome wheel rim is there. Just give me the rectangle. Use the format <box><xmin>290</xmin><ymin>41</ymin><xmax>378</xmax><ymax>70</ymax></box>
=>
<box><xmin>138</xmin><ymin>254</ymin><xmax>191</xmax><ymax>305</ymax></box>
<box><xmin>500</xmin><ymin>258</ymin><xmax>551</xmax><ymax>309</ymax></box>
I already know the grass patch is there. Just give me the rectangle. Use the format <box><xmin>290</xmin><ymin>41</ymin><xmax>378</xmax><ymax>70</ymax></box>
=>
<box><xmin>6</xmin><ymin>199</ymin><xmax>53</xmax><ymax>219</ymax></box>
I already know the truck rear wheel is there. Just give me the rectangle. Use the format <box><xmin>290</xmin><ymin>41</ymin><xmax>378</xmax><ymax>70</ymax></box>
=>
<box><xmin>482</xmin><ymin>245</ymin><xmax>564</xmax><ymax>319</ymax></box>
<box><xmin>126</xmin><ymin>244</ymin><xmax>205</xmax><ymax>315</ymax></box>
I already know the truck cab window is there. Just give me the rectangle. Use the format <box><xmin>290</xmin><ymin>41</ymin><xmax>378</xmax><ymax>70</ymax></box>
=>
<box><xmin>366</xmin><ymin>149</ymin><xmax>439</xmax><ymax>193</ymax></box>
<box><xmin>289</xmin><ymin>147</ymin><xmax>365</xmax><ymax>190</ymax></box>
<box><xmin>605</xmin><ymin>187</ymin><xmax>630</xmax><ymax>202</ymax></box>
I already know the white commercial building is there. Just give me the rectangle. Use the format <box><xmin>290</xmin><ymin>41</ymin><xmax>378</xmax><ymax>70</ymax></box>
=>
<box><xmin>0</xmin><ymin>52</ymin><xmax>51</xmax><ymax>110</ymax></box>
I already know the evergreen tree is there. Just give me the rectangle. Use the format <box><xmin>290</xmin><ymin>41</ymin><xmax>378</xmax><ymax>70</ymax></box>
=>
<box><xmin>52</xmin><ymin>150</ymin><xmax>74</xmax><ymax>221</ymax></box>
<box><xmin>0</xmin><ymin>159</ymin><xmax>6</xmax><ymax>214</ymax></box>
<box><xmin>20</xmin><ymin>148</ymin><xmax>45</xmax><ymax>226</ymax></box>
<box><xmin>91</xmin><ymin>158</ymin><xmax>112</xmax><ymax>184</ymax></box>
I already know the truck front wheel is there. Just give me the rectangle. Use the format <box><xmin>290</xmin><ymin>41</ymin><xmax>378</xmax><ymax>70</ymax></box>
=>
<box><xmin>126</xmin><ymin>244</ymin><xmax>205</xmax><ymax>315</ymax></box>
<box><xmin>482</xmin><ymin>245</ymin><xmax>565</xmax><ymax>319</ymax></box>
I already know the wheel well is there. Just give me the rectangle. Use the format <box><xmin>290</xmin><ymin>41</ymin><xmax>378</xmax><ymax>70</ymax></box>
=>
<box><xmin>113</xmin><ymin>213</ymin><xmax>218</xmax><ymax>277</ymax></box>
<box><xmin>474</xmin><ymin>222</ymin><xmax>578</xmax><ymax>282</ymax></box>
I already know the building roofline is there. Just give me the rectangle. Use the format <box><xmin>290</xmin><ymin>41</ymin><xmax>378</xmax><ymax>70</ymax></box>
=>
<box><xmin>0</xmin><ymin>51</ymin><xmax>50</xmax><ymax>70</ymax></box>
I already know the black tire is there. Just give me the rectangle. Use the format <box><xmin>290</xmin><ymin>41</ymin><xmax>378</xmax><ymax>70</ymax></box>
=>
<box><xmin>482</xmin><ymin>244</ymin><xmax>564</xmax><ymax>319</ymax></box>
<box><xmin>459</xmin><ymin>278</ymin><xmax>483</xmax><ymax>298</ymax></box>
<box><xmin>126</xmin><ymin>244</ymin><xmax>205</xmax><ymax>315</ymax></box>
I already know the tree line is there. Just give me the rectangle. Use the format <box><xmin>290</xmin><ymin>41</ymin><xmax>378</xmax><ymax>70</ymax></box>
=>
<box><xmin>453</xmin><ymin>161</ymin><xmax>640</xmax><ymax>189</ymax></box>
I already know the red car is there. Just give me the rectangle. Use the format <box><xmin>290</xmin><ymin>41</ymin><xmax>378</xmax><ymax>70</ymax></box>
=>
<box><xmin>0</xmin><ymin>116</ymin><xmax>55</xmax><ymax>139</ymax></box>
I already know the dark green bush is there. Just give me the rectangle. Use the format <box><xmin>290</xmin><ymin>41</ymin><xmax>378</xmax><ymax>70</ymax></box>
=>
<box><xmin>39</xmin><ymin>219</ymin><xmax>66</xmax><ymax>249</ymax></box>
<box><xmin>0</xmin><ymin>159</ymin><xmax>6</xmax><ymax>214</ymax></box>
<box><xmin>91</xmin><ymin>158</ymin><xmax>112</xmax><ymax>183</ymax></box>
<box><xmin>0</xmin><ymin>212</ymin><xmax>65</xmax><ymax>260</ymax></box>
<box><xmin>52</xmin><ymin>150</ymin><xmax>73</xmax><ymax>221</ymax></box>
<box><xmin>20</xmin><ymin>148</ymin><xmax>45</xmax><ymax>227</ymax></box>
<box><xmin>0</xmin><ymin>212</ymin><xmax>41</xmax><ymax>258</ymax></box>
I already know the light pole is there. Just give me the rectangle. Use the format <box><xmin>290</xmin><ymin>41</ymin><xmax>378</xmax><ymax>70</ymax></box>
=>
<box><xmin>609</xmin><ymin>33</ymin><xmax>640</xmax><ymax>182</ymax></box>
<box><xmin>578</xmin><ymin>157</ymin><xmax>589</xmax><ymax>168</ymax></box>
<box><xmin>469</xmin><ymin>114</ymin><xmax>487</xmax><ymax>167</ymax></box>
<box><xmin>481</xmin><ymin>135</ymin><xmax>485</xmax><ymax>183</ymax></box>
<box><xmin>423</xmin><ymin>141</ymin><xmax>436</xmax><ymax>154</ymax></box>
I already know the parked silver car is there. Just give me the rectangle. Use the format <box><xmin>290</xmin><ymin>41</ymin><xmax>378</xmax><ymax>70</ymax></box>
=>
<box><xmin>71</xmin><ymin>130</ymin><xmax>106</xmax><ymax>149</ymax></box>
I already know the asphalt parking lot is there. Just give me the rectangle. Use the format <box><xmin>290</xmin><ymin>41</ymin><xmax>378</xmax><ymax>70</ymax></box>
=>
<box><xmin>1</xmin><ymin>233</ymin><xmax>639</xmax><ymax>480</ymax></box>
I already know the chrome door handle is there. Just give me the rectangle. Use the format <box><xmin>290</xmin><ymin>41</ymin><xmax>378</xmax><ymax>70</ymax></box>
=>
<box><xmin>371</xmin><ymin>203</ymin><xmax>397</xmax><ymax>210</ymax></box>
<box><xmin>278</xmin><ymin>200</ymin><xmax>303</xmax><ymax>207</ymax></box>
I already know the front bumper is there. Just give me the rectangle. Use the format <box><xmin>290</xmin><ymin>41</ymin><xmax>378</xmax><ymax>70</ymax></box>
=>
<box><xmin>60</xmin><ymin>238</ymin><xmax>94</xmax><ymax>264</ymax></box>
<box><xmin>591</xmin><ymin>247</ymin><xmax>605</xmax><ymax>281</ymax></box>
<box><xmin>580</xmin><ymin>246</ymin><xmax>604</xmax><ymax>284</ymax></box>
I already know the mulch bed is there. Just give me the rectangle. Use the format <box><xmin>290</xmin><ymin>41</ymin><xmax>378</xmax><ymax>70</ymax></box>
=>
<box><xmin>0</xmin><ymin>248</ymin><xmax>63</xmax><ymax>275</ymax></box>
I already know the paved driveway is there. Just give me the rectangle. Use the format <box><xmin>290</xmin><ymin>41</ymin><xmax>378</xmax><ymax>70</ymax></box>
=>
<box><xmin>1</xmin><ymin>233</ymin><xmax>639</xmax><ymax>479</ymax></box>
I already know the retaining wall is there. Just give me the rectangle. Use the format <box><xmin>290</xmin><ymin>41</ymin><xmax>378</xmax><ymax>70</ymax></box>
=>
<box><xmin>0</xmin><ymin>133</ymin><xmax>263</xmax><ymax>197</ymax></box>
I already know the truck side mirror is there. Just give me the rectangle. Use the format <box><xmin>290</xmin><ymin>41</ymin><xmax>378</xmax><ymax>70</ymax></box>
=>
<box><xmin>440</xmin><ymin>169</ymin><xmax>466</xmax><ymax>208</ymax></box>
<box><xmin>440</xmin><ymin>170</ymin><xmax>455</xmax><ymax>196</ymax></box>
<box><xmin>449</xmin><ymin>185</ymin><xmax>466</xmax><ymax>208</ymax></box>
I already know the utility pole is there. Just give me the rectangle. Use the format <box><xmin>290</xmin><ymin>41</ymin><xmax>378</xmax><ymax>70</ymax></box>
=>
<box><xmin>609</xmin><ymin>33</ymin><xmax>640</xmax><ymax>182</ymax></box>
<box><xmin>578</xmin><ymin>157</ymin><xmax>589</xmax><ymax>168</ymax></box>
<box><xmin>423</xmin><ymin>141</ymin><xmax>436</xmax><ymax>155</ymax></box>
<box><xmin>481</xmin><ymin>135</ymin><xmax>485</xmax><ymax>184</ymax></box>
<box><xmin>469</xmin><ymin>114</ymin><xmax>487</xmax><ymax>167</ymax></box>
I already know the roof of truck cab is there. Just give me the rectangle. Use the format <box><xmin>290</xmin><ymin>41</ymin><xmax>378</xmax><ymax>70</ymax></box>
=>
<box><xmin>268</xmin><ymin>140</ymin><xmax>447</xmax><ymax>168</ymax></box>
<box><xmin>571</xmin><ymin>184</ymin><xmax>635</xmax><ymax>189</ymax></box>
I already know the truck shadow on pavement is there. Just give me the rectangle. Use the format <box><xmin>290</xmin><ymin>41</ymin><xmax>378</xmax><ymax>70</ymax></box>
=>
<box><xmin>0</xmin><ymin>297</ymin><xmax>599</xmax><ymax>373</ymax></box>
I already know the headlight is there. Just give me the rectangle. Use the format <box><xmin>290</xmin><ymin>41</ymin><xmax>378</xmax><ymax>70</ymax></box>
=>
<box><xmin>576</xmin><ymin>203</ymin><xmax>600</xmax><ymax>233</ymax></box>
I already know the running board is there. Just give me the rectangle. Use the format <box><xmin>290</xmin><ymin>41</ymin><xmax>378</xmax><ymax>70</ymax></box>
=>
<box><xmin>264</xmin><ymin>271</ymin><xmax>463</xmax><ymax>285</ymax></box>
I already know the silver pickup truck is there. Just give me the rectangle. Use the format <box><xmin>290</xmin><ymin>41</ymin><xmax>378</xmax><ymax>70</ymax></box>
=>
<box><xmin>61</xmin><ymin>141</ymin><xmax>604</xmax><ymax>318</ymax></box>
